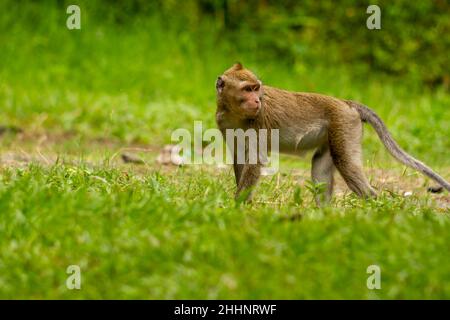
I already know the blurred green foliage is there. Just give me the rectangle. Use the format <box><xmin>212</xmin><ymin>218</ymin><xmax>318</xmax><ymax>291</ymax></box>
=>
<box><xmin>0</xmin><ymin>0</ymin><xmax>449</xmax><ymax>164</ymax></box>
<box><xmin>63</xmin><ymin>0</ymin><xmax>450</xmax><ymax>88</ymax></box>
<box><xmin>3</xmin><ymin>0</ymin><xmax>449</xmax><ymax>88</ymax></box>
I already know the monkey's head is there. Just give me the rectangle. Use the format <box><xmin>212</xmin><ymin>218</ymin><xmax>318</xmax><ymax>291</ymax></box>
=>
<box><xmin>216</xmin><ymin>63</ymin><xmax>263</xmax><ymax>119</ymax></box>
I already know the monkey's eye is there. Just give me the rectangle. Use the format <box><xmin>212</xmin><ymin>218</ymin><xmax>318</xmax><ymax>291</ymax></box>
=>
<box><xmin>244</xmin><ymin>86</ymin><xmax>252</xmax><ymax>92</ymax></box>
<box><xmin>253</xmin><ymin>84</ymin><xmax>260</xmax><ymax>91</ymax></box>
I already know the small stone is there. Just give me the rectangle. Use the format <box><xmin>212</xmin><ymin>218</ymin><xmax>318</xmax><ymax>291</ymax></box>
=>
<box><xmin>427</xmin><ymin>186</ymin><xmax>443</xmax><ymax>194</ymax></box>
<box><xmin>156</xmin><ymin>145</ymin><xmax>185</xmax><ymax>166</ymax></box>
<box><xmin>121</xmin><ymin>153</ymin><xmax>144</xmax><ymax>164</ymax></box>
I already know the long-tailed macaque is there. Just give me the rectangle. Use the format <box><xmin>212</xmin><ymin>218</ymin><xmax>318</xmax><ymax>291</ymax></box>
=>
<box><xmin>215</xmin><ymin>63</ymin><xmax>450</xmax><ymax>204</ymax></box>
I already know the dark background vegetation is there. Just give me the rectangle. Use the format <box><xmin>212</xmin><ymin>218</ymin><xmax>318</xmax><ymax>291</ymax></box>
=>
<box><xmin>89</xmin><ymin>0</ymin><xmax>450</xmax><ymax>88</ymax></box>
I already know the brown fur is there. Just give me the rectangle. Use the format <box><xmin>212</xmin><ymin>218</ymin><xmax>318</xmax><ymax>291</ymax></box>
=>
<box><xmin>216</xmin><ymin>63</ymin><xmax>449</xmax><ymax>204</ymax></box>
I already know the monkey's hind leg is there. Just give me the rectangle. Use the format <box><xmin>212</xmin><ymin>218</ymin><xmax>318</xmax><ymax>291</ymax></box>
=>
<box><xmin>311</xmin><ymin>145</ymin><xmax>335</xmax><ymax>205</ymax></box>
<box><xmin>328</xmin><ymin>117</ymin><xmax>377</xmax><ymax>198</ymax></box>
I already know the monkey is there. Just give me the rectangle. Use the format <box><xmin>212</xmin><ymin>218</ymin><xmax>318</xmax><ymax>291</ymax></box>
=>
<box><xmin>215</xmin><ymin>63</ymin><xmax>450</xmax><ymax>204</ymax></box>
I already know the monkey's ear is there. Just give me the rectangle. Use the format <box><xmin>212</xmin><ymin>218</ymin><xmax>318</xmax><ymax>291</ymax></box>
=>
<box><xmin>216</xmin><ymin>76</ymin><xmax>225</xmax><ymax>93</ymax></box>
<box><xmin>232</xmin><ymin>62</ymin><xmax>243</xmax><ymax>70</ymax></box>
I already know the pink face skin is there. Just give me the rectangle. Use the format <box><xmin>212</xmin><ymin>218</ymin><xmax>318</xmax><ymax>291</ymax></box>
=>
<box><xmin>238</xmin><ymin>81</ymin><xmax>262</xmax><ymax>117</ymax></box>
<box><xmin>223</xmin><ymin>80</ymin><xmax>263</xmax><ymax>119</ymax></box>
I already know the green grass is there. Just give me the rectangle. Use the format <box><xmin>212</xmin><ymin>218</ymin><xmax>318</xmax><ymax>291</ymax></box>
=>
<box><xmin>0</xmin><ymin>1</ymin><xmax>449</xmax><ymax>299</ymax></box>
<box><xmin>0</xmin><ymin>164</ymin><xmax>448</xmax><ymax>299</ymax></box>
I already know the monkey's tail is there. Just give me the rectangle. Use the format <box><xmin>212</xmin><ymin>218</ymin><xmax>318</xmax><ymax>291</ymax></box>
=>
<box><xmin>349</xmin><ymin>101</ymin><xmax>450</xmax><ymax>192</ymax></box>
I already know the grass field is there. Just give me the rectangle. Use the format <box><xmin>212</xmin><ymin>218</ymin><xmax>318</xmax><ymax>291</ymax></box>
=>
<box><xmin>0</xmin><ymin>2</ymin><xmax>449</xmax><ymax>299</ymax></box>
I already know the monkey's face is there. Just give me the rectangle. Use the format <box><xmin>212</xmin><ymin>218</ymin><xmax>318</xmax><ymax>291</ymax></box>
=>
<box><xmin>216</xmin><ymin>63</ymin><xmax>263</xmax><ymax>119</ymax></box>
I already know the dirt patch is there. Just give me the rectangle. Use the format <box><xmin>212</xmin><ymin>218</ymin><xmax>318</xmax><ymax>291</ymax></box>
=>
<box><xmin>1</xmin><ymin>132</ymin><xmax>449</xmax><ymax>208</ymax></box>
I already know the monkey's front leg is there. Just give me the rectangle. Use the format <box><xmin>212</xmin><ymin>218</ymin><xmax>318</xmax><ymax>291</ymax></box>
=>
<box><xmin>233</xmin><ymin>162</ymin><xmax>244</xmax><ymax>186</ymax></box>
<box><xmin>235</xmin><ymin>164</ymin><xmax>261</xmax><ymax>202</ymax></box>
